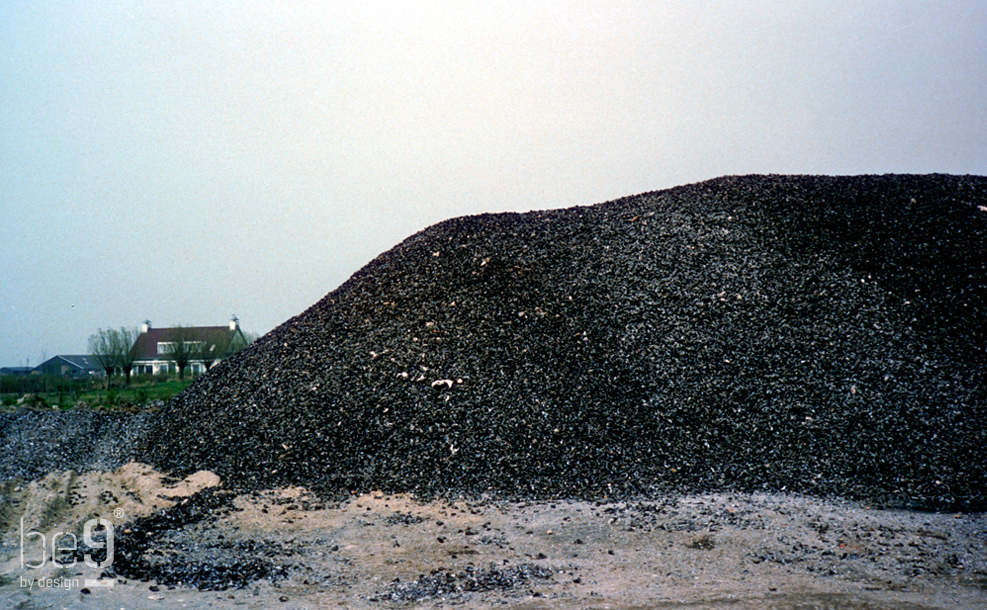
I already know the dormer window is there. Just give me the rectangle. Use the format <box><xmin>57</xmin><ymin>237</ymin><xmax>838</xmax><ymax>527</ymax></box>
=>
<box><xmin>157</xmin><ymin>341</ymin><xmax>205</xmax><ymax>355</ymax></box>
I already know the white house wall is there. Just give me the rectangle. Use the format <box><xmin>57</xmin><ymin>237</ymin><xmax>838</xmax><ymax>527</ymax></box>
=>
<box><xmin>134</xmin><ymin>359</ymin><xmax>217</xmax><ymax>376</ymax></box>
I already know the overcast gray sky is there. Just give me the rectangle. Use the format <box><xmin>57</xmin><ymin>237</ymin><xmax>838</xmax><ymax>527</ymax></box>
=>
<box><xmin>2</xmin><ymin>1</ymin><xmax>985</xmax><ymax>368</ymax></box>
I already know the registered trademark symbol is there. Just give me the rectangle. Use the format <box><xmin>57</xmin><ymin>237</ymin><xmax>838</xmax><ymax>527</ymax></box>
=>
<box><xmin>113</xmin><ymin>508</ymin><xmax>125</xmax><ymax>520</ymax></box>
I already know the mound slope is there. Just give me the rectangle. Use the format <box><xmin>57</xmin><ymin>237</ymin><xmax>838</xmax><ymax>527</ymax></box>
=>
<box><xmin>140</xmin><ymin>174</ymin><xmax>987</xmax><ymax>509</ymax></box>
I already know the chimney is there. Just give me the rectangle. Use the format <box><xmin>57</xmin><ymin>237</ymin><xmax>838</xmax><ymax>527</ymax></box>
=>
<box><xmin>142</xmin><ymin>320</ymin><xmax>152</xmax><ymax>333</ymax></box>
<box><xmin>230</xmin><ymin>315</ymin><xmax>239</xmax><ymax>331</ymax></box>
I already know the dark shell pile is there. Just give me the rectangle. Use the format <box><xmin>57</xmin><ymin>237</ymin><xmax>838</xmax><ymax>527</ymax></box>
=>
<box><xmin>138</xmin><ymin>174</ymin><xmax>987</xmax><ymax>510</ymax></box>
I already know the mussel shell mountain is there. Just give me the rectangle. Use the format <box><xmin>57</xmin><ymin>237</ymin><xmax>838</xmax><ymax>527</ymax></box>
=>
<box><xmin>139</xmin><ymin>174</ymin><xmax>987</xmax><ymax>510</ymax></box>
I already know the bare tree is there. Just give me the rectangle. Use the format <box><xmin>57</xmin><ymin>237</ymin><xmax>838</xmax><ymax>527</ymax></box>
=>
<box><xmin>88</xmin><ymin>328</ymin><xmax>120</xmax><ymax>388</ymax></box>
<box><xmin>196</xmin><ymin>337</ymin><xmax>219</xmax><ymax>372</ymax></box>
<box><xmin>116</xmin><ymin>326</ymin><xmax>140</xmax><ymax>385</ymax></box>
<box><xmin>167</xmin><ymin>326</ymin><xmax>198</xmax><ymax>380</ymax></box>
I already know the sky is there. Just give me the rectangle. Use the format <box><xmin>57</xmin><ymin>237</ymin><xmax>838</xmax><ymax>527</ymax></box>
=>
<box><xmin>1</xmin><ymin>1</ymin><xmax>985</xmax><ymax>367</ymax></box>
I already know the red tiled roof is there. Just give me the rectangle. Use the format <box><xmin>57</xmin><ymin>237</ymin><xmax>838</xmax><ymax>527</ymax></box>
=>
<box><xmin>132</xmin><ymin>326</ymin><xmax>241</xmax><ymax>361</ymax></box>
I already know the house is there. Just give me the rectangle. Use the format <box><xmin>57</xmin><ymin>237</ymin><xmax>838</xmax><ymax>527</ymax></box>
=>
<box><xmin>130</xmin><ymin>318</ymin><xmax>248</xmax><ymax>376</ymax></box>
<box><xmin>32</xmin><ymin>355</ymin><xmax>104</xmax><ymax>378</ymax></box>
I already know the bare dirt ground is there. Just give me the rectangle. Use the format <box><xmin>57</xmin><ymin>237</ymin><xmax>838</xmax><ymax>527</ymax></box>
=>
<box><xmin>1</xmin><ymin>463</ymin><xmax>985</xmax><ymax>609</ymax></box>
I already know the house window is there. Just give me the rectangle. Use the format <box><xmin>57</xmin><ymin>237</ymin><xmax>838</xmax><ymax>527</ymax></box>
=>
<box><xmin>157</xmin><ymin>341</ymin><xmax>205</xmax><ymax>355</ymax></box>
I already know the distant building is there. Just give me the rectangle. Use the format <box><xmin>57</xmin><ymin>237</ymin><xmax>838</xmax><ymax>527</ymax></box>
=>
<box><xmin>0</xmin><ymin>366</ymin><xmax>33</xmax><ymax>376</ymax></box>
<box><xmin>131</xmin><ymin>318</ymin><xmax>248</xmax><ymax>376</ymax></box>
<box><xmin>32</xmin><ymin>355</ymin><xmax>104</xmax><ymax>378</ymax></box>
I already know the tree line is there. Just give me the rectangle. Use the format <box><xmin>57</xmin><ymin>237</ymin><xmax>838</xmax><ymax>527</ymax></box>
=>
<box><xmin>88</xmin><ymin>327</ymin><xmax>140</xmax><ymax>384</ymax></box>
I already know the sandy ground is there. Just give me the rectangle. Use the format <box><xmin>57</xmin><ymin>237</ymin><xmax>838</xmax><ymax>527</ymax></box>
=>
<box><xmin>1</xmin><ymin>463</ymin><xmax>985</xmax><ymax>609</ymax></box>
